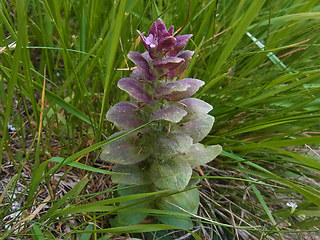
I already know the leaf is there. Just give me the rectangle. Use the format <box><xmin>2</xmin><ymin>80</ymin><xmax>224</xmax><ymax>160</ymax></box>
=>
<box><xmin>46</xmin><ymin>189</ymin><xmax>170</xmax><ymax>219</ymax></box>
<box><xmin>100</xmin><ymin>133</ymin><xmax>150</xmax><ymax>165</ymax></box>
<box><xmin>156</xmin><ymin>188</ymin><xmax>199</xmax><ymax>229</ymax></box>
<box><xmin>106</xmin><ymin>102</ymin><xmax>146</xmax><ymax>130</ymax></box>
<box><xmin>112</xmin><ymin>164</ymin><xmax>150</xmax><ymax>185</ymax></box>
<box><xmin>117</xmin><ymin>78</ymin><xmax>153</xmax><ymax>103</ymax></box>
<box><xmin>73</xmin><ymin>224</ymin><xmax>179</xmax><ymax>234</ymax></box>
<box><xmin>210</xmin><ymin>0</ymin><xmax>267</xmax><ymax>77</ymax></box>
<box><xmin>168</xmin><ymin>50</ymin><xmax>194</xmax><ymax>78</ymax></box>
<box><xmin>31</xmin><ymin>80</ymin><xmax>91</xmax><ymax>124</ymax></box>
<box><xmin>41</xmin><ymin>176</ymin><xmax>90</xmax><ymax>221</ymax></box>
<box><xmin>179</xmin><ymin>98</ymin><xmax>213</xmax><ymax>119</ymax></box>
<box><xmin>151</xmin><ymin>106</ymin><xmax>187</xmax><ymax>123</ymax></box>
<box><xmin>78</xmin><ymin>224</ymin><xmax>94</xmax><ymax>240</ymax></box>
<box><xmin>156</xmin><ymin>78</ymin><xmax>204</xmax><ymax>101</ymax></box>
<box><xmin>111</xmin><ymin>185</ymin><xmax>153</xmax><ymax>227</ymax></box>
<box><xmin>176</xmin><ymin>115</ymin><xmax>214</xmax><ymax>143</ymax></box>
<box><xmin>153</xmin><ymin>57</ymin><xmax>184</xmax><ymax>70</ymax></box>
<box><xmin>0</xmin><ymin>174</ymin><xmax>18</xmax><ymax>205</ymax></box>
<box><xmin>50</xmin><ymin>157</ymin><xmax>114</xmax><ymax>174</ymax></box>
<box><xmin>176</xmin><ymin>144</ymin><xmax>222</xmax><ymax>168</ymax></box>
<box><xmin>187</xmin><ymin>171</ymin><xmax>201</xmax><ymax>187</ymax></box>
<box><xmin>128</xmin><ymin>51</ymin><xmax>155</xmax><ymax>80</ymax></box>
<box><xmin>152</xmin><ymin>132</ymin><xmax>193</xmax><ymax>156</ymax></box>
<box><xmin>31</xmin><ymin>224</ymin><xmax>45</xmax><ymax>240</ymax></box>
<box><xmin>150</xmin><ymin>159</ymin><xmax>192</xmax><ymax>190</ymax></box>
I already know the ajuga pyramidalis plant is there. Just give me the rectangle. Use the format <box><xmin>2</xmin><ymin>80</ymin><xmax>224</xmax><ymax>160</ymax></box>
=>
<box><xmin>101</xmin><ymin>19</ymin><xmax>222</xmax><ymax>228</ymax></box>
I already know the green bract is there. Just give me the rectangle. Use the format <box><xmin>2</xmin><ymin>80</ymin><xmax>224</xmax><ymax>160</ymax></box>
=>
<box><xmin>101</xmin><ymin>19</ymin><xmax>222</xmax><ymax>228</ymax></box>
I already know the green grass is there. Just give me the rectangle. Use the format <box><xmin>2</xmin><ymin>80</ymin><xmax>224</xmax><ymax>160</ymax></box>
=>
<box><xmin>1</xmin><ymin>0</ymin><xmax>320</xmax><ymax>239</ymax></box>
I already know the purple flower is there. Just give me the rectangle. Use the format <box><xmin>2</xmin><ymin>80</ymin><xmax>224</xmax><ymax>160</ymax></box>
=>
<box><xmin>128</xmin><ymin>52</ymin><xmax>155</xmax><ymax>80</ymax></box>
<box><xmin>138</xmin><ymin>19</ymin><xmax>192</xmax><ymax>60</ymax></box>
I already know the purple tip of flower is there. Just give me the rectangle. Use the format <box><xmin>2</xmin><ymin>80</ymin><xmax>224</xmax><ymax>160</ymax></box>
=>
<box><xmin>179</xmin><ymin>98</ymin><xmax>213</xmax><ymax>116</ymax></box>
<box><xmin>156</xmin><ymin>78</ymin><xmax>205</xmax><ymax>101</ymax></box>
<box><xmin>153</xmin><ymin>57</ymin><xmax>184</xmax><ymax>71</ymax></box>
<box><xmin>118</xmin><ymin>78</ymin><xmax>153</xmax><ymax>103</ymax></box>
<box><xmin>106</xmin><ymin>102</ymin><xmax>146</xmax><ymax>130</ymax></box>
<box><xmin>151</xmin><ymin>106</ymin><xmax>187</xmax><ymax>123</ymax></box>
<box><xmin>167</xmin><ymin>34</ymin><xmax>193</xmax><ymax>57</ymax></box>
<box><xmin>168</xmin><ymin>50</ymin><xmax>194</xmax><ymax>78</ymax></box>
<box><xmin>149</xmin><ymin>18</ymin><xmax>168</xmax><ymax>37</ymax></box>
<box><xmin>138</xmin><ymin>19</ymin><xmax>192</xmax><ymax>59</ymax></box>
<box><xmin>137</xmin><ymin>30</ymin><xmax>149</xmax><ymax>50</ymax></box>
<box><xmin>158</xmin><ymin>35</ymin><xmax>176</xmax><ymax>51</ymax></box>
<box><xmin>128</xmin><ymin>51</ymin><xmax>155</xmax><ymax>81</ymax></box>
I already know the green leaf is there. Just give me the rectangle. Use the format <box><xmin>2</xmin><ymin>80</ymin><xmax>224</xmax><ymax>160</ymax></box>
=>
<box><xmin>41</xmin><ymin>176</ymin><xmax>90</xmax><ymax>220</ymax></box>
<box><xmin>111</xmin><ymin>185</ymin><xmax>152</xmax><ymax>227</ymax></box>
<box><xmin>31</xmin><ymin>79</ymin><xmax>91</xmax><ymax>124</ymax></box>
<box><xmin>78</xmin><ymin>224</ymin><xmax>94</xmax><ymax>240</ymax></box>
<box><xmin>111</xmin><ymin>164</ymin><xmax>150</xmax><ymax>185</ymax></box>
<box><xmin>50</xmin><ymin>157</ymin><xmax>114</xmax><ymax>174</ymax></box>
<box><xmin>47</xmin><ymin>188</ymin><xmax>170</xmax><ymax>219</ymax></box>
<box><xmin>150</xmin><ymin>159</ymin><xmax>192</xmax><ymax>190</ymax></box>
<box><xmin>156</xmin><ymin>188</ymin><xmax>200</xmax><ymax>229</ymax></box>
<box><xmin>31</xmin><ymin>225</ymin><xmax>45</xmax><ymax>240</ymax></box>
<box><xmin>151</xmin><ymin>132</ymin><xmax>193</xmax><ymax>156</ymax></box>
<box><xmin>210</xmin><ymin>0</ymin><xmax>267</xmax><ymax>76</ymax></box>
<box><xmin>74</xmin><ymin>224</ymin><xmax>179</xmax><ymax>234</ymax></box>
<box><xmin>100</xmin><ymin>133</ymin><xmax>151</xmax><ymax>165</ymax></box>
<box><xmin>176</xmin><ymin>144</ymin><xmax>222</xmax><ymax>168</ymax></box>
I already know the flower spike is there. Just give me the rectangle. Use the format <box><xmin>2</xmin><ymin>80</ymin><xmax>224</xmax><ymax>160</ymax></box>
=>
<box><xmin>102</xmin><ymin>18</ymin><xmax>221</xmax><ymax>229</ymax></box>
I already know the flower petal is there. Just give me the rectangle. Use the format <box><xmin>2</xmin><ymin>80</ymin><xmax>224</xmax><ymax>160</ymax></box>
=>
<box><xmin>151</xmin><ymin>106</ymin><xmax>187</xmax><ymax>123</ymax></box>
<box><xmin>128</xmin><ymin>51</ymin><xmax>155</xmax><ymax>80</ymax></box>
<box><xmin>158</xmin><ymin>36</ymin><xmax>176</xmax><ymax>51</ymax></box>
<box><xmin>168</xmin><ymin>34</ymin><xmax>192</xmax><ymax>56</ymax></box>
<box><xmin>168</xmin><ymin>26</ymin><xmax>174</xmax><ymax>35</ymax></box>
<box><xmin>177</xmin><ymin>115</ymin><xmax>214</xmax><ymax>142</ymax></box>
<box><xmin>100</xmin><ymin>133</ymin><xmax>150</xmax><ymax>165</ymax></box>
<box><xmin>153</xmin><ymin>57</ymin><xmax>184</xmax><ymax>71</ymax></box>
<box><xmin>118</xmin><ymin>78</ymin><xmax>153</xmax><ymax>103</ymax></box>
<box><xmin>106</xmin><ymin>102</ymin><xmax>146</xmax><ymax>130</ymax></box>
<box><xmin>137</xmin><ymin>30</ymin><xmax>151</xmax><ymax>52</ymax></box>
<box><xmin>156</xmin><ymin>78</ymin><xmax>204</xmax><ymax>101</ymax></box>
<box><xmin>168</xmin><ymin>50</ymin><xmax>194</xmax><ymax>77</ymax></box>
<box><xmin>176</xmin><ymin>143</ymin><xmax>222</xmax><ymax>168</ymax></box>
<box><xmin>149</xmin><ymin>18</ymin><xmax>167</xmax><ymax>37</ymax></box>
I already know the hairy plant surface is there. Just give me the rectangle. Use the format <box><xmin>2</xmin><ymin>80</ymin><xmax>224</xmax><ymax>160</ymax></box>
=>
<box><xmin>101</xmin><ymin>19</ymin><xmax>221</xmax><ymax>228</ymax></box>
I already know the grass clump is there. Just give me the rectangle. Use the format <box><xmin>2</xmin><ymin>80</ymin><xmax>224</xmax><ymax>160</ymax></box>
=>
<box><xmin>0</xmin><ymin>0</ymin><xmax>320</xmax><ymax>239</ymax></box>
